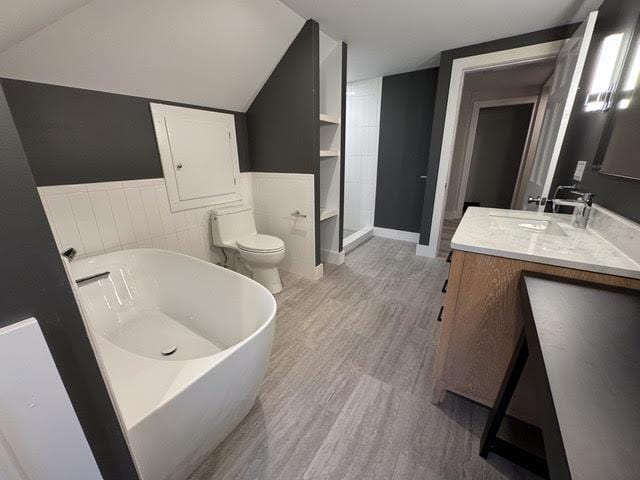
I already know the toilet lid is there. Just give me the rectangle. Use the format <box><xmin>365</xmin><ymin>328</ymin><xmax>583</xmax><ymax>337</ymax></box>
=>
<box><xmin>237</xmin><ymin>234</ymin><xmax>284</xmax><ymax>253</ymax></box>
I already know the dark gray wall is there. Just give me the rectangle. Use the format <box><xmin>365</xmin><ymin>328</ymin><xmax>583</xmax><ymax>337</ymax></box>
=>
<box><xmin>419</xmin><ymin>24</ymin><xmax>579</xmax><ymax>244</ymax></box>
<box><xmin>1</xmin><ymin>78</ymin><xmax>250</xmax><ymax>186</ymax></box>
<box><xmin>0</xmin><ymin>86</ymin><xmax>139</xmax><ymax>479</ymax></box>
<box><xmin>375</xmin><ymin>67</ymin><xmax>439</xmax><ymax>232</ymax></box>
<box><xmin>552</xmin><ymin>0</ymin><xmax>640</xmax><ymax>223</ymax></box>
<box><xmin>246</xmin><ymin>19</ymin><xmax>319</xmax><ymax>175</ymax></box>
<box><xmin>247</xmin><ymin>19</ymin><xmax>321</xmax><ymax>263</ymax></box>
<box><xmin>465</xmin><ymin>104</ymin><xmax>534</xmax><ymax>209</ymax></box>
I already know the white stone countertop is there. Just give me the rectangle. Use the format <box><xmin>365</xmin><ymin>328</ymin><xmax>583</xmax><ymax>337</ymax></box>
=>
<box><xmin>451</xmin><ymin>207</ymin><xmax>640</xmax><ymax>279</ymax></box>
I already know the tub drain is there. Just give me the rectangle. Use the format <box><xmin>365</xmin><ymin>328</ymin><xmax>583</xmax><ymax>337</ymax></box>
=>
<box><xmin>161</xmin><ymin>345</ymin><xmax>177</xmax><ymax>356</ymax></box>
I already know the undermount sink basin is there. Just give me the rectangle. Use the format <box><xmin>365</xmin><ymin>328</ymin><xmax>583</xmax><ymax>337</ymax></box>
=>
<box><xmin>489</xmin><ymin>214</ymin><xmax>567</xmax><ymax>236</ymax></box>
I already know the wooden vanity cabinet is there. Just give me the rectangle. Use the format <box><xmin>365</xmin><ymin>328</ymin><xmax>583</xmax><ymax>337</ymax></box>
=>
<box><xmin>432</xmin><ymin>250</ymin><xmax>640</xmax><ymax>425</ymax></box>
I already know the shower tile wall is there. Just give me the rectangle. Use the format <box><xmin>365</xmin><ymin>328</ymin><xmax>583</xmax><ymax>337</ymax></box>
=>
<box><xmin>344</xmin><ymin>77</ymin><xmax>382</xmax><ymax>232</ymax></box>
<box><xmin>37</xmin><ymin>174</ymin><xmax>253</xmax><ymax>263</ymax></box>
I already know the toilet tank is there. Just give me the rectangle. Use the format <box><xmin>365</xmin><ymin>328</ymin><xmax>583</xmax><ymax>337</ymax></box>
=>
<box><xmin>210</xmin><ymin>204</ymin><xmax>257</xmax><ymax>248</ymax></box>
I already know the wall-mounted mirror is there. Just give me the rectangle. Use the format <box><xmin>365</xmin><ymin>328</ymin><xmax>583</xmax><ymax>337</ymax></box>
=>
<box><xmin>592</xmin><ymin>14</ymin><xmax>640</xmax><ymax>180</ymax></box>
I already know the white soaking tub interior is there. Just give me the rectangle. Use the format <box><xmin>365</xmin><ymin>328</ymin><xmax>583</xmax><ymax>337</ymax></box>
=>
<box><xmin>70</xmin><ymin>249</ymin><xmax>276</xmax><ymax>480</ymax></box>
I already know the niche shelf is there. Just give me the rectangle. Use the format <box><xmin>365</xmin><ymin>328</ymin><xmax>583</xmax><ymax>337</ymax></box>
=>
<box><xmin>320</xmin><ymin>149</ymin><xmax>340</xmax><ymax>158</ymax></box>
<box><xmin>320</xmin><ymin>113</ymin><xmax>341</xmax><ymax>125</ymax></box>
<box><xmin>320</xmin><ymin>207</ymin><xmax>339</xmax><ymax>221</ymax></box>
<box><xmin>318</xmin><ymin>30</ymin><xmax>344</xmax><ymax>266</ymax></box>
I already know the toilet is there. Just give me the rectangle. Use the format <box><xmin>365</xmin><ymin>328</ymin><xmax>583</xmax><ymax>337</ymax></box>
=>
<box><xmin>210</xmin><ymin>204</ymin><xmax>285</xmax><ymax>294</ymax></box>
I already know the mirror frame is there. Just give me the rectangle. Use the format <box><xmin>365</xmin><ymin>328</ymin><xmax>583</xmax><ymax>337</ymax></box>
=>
<box><xmin>592</xmin><ymin>13</ymin><xmax>640</xmax><ymax>180</ymax></box>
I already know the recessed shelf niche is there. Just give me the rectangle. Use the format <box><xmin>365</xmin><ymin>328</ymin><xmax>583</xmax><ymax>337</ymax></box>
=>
<box><xmin>318</xmin><ymin>31</ymin><xmax>343</xmax><ymax>265</ymax></box>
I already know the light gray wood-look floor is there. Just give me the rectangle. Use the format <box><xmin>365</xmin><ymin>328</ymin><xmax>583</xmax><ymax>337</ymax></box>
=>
<box><xmin>189</xmin><ymin>237</ymin><xmax>540</xmax><ymax>480</ymax></box>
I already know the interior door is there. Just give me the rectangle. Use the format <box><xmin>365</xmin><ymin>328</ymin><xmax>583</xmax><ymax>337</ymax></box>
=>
<box><xmin>522</xmin><ymin>11</ymin><xmax>598</xmax><ymax>211</ymax></box>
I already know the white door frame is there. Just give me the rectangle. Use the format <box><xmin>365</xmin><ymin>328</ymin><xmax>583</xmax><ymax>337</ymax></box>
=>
<box><xmin>531</xmin><ymin>11</ymin><xmax>598</xmax><ymax>212</ymax></box>
<box><xmin>455</xmin><ymin>96</ymin><xmax>539</xmax><ymax>217</ymax></box>
<box><xmin>418</xmin><ymin>40</ymin><xmax>564</xmax><ymax>258</ymax></box>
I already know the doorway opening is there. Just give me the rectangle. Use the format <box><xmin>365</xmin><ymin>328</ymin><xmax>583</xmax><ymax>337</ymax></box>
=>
<box><xmin>428</xmin><ymin>10</ymin><xmax>598</xmax><ymax>258</ymax></box>
<box><xmin>439</xmin><ymin>60</ymin><xmax>557</xmax><ymax>255</ymax></box>
<box><xmin>442</xmin><ymin>59</ymin><xmax>557</xmax><ymax>228</ymax></box>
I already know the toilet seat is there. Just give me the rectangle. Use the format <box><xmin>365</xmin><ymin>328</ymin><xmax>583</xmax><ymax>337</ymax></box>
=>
<box><xmin>237</xmin><ymin>234</ymin><xmax>285</xmax><ymax>253</ymax></box>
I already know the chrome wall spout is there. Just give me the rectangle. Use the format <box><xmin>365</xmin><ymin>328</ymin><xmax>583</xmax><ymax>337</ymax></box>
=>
<box><xmin>75</xmin><ymin>271</ymin><xmax>110</xmax><ymax>287</ymax></box>
<box><xmin>61</xmin><ymin>247</ymin><xmax>77</xmax><ymax>261</ymax></box>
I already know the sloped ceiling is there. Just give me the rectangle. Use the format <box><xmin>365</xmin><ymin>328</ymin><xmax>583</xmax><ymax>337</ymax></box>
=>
<box><xmin>0</xmin><ymin>0</ymin><xmax>305</xmax><ymax>111</ymax></box>
<box><xmin>0</xmin><ymin>0</ymin><xmax>91</xmax><ymax>53</ymax></box>
<box><xmin>281</xmin><ymin>0</ymin><xmax>603</xmax><ymax>81</ymax></box>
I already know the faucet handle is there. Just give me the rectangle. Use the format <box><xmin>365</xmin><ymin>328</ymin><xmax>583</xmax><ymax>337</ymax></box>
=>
<box><xmin>571</xmin><ymin>191</ymin><xmax>595</xmax><ymax>206</ymax></box>
<box><xmin>582</xmin><ymin>193</ymin><xmax>595</xmax><ymax>206</ymax></box>
<box><xmin>552</xmin><ymin>184</ymin><xmax>576</xmax><ymax>200</ymax></box>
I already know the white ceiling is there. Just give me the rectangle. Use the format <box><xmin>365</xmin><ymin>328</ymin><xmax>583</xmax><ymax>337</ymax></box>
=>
<box><xmin>0</xmin><ymin>0</ymin><xmax>91</xmax><ymax>53</ymax></box>
<box><xmin>0</xmin><ymin>0</ymin><xmax>305</xmax><ymax>111</ymax></box>
<box><xmin>281</xmin><ymin>0</ymin><xmax>603</xmax><ymax>81</ymax></box>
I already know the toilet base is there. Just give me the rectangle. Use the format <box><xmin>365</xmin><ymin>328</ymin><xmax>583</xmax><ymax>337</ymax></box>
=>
<box><xmin>251</xmin><ymin>266</ymin><xmax>282</xmax><ymax>294</ymax></box>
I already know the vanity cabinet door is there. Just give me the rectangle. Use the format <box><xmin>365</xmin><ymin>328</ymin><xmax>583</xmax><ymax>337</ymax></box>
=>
<box><xmin>431</xmin><ymin>250</ymin><xmax>640</xmax><ymax>426</ymax></box>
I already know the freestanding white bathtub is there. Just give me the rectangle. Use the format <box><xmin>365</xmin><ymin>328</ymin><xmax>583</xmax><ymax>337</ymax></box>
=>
<box><xmin>70</xmin><ymin>249</ymin><xmax>276</xmax><ymax>480</ymax></box>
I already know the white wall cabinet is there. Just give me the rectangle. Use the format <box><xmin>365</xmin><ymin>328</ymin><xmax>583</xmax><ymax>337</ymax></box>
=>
<box><xmin>150</xmin><ymin>103</ymin><xmax>241</xmax><ymax>212</ymax></box>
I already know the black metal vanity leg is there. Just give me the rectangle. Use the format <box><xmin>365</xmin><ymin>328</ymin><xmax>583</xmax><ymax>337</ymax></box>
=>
<box><xmin>480</xmin><ymin>330</ymin><xmax>529</xmax><ymax>458</ymax></box>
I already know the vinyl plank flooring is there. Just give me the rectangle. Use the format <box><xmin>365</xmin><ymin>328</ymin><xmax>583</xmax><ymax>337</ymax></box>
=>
<box><xmin>188</xmin><ymin>237</ymin><xmax>541</xmax><ymax>480</ymax></box>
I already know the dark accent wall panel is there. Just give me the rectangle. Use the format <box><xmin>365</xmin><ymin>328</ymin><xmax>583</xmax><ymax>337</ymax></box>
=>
<box><xmin>465</xmin><ymin>104</ymin><xmax>534</xmax><ymax>209</ymax></box>
<box><xmin>247</xmin><ymin>19</ymin><xmax>321</xmax><ymax>264</ymax></box>
<box><xmin>552</xmin><ymin>0</ymin><xmax>640</xmax><ymax>223</ymax></box>
<box><xmin>338</xmin><ymin>42</ymin><xmax>347</xmax><ymax>252</ymax></box>
<box><xmin>418</xmin><ymin>24</ymin><xmax>579</xmax><ymax>244</ymax></box>
<box><xmin>0</xmin><ymin>86</ymin><xmax>139</xmax><ymax>479</ymax></box>
<box><xmin>1</xmin><ymin>78</ymin><xmax>251</xmax><ymax>186</ymax></box>
<box><xmin>375</xmin><ymin>67</ymin><xmax>439</xmax><ymax>232</ymax></box>
<box><xmin>246</xmin><ymin>19</ymin><xmax>319</xmax><ymax>175</ymax></box>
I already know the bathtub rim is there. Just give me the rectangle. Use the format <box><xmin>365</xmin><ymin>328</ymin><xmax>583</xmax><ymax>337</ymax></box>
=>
<box><xmin>72</xmin><ymin>247</ymin><xmax>277</xmax><ymax>429</ymax></box>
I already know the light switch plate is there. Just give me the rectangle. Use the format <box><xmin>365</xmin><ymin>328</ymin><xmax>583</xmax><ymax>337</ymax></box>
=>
<box><xmin>573</xmin><ymin>161</ymin><xmax>587</xmax><ymax>181</ymax></box>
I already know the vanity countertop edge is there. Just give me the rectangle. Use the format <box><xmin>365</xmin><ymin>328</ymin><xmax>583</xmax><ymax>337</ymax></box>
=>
<box><xmin>451</xmin><ymin>206</ymin><xmax>640</xmax><ymax>280</ymax></box>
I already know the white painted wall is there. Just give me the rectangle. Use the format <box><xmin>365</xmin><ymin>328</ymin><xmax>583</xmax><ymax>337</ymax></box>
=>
<box><xmin>344</xmin><ymin>77</ymin><xmax>382</xmax><ymax>232</ymax></box>
<box><xmin>0</xmin><ymin>318</ymin><xmax>102</xmax><ymax>480</ymax></box>
<box><xmin>251</xmin><ymin>172</ymin><xmax>318</xmax><ymax>279</ymax></box>
<box><xmin>0</xmin><ymin>0</ymin><xmax>304</xmax><ymax>111</ymax></box>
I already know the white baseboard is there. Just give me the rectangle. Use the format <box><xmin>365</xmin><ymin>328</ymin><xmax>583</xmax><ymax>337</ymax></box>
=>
<box><xmin>415</xmin><ymin>243</ymin><xmax>437</xmax><ymax>258</ymax></box>
<box><xmin>373</xmin><ymin>227</ymin><xmax>420</xmax><ymax>243</ymax></box>
<box><xmin>321</xmin><ymin>249</ymin><xmax>345</xmax><ymax>265</ymax></box>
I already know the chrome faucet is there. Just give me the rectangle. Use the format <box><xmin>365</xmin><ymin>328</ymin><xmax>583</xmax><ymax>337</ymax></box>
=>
<box><xmin>551</xmin><ymin>186</ymin><xmax>595</xmax><ymax>229</ymax></box>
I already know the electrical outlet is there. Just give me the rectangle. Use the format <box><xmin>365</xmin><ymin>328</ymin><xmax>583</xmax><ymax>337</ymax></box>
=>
<box><xmin>573</xmin><ymin>161</ymin><xmax>587</xmax><ymax>181</ymax></box>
